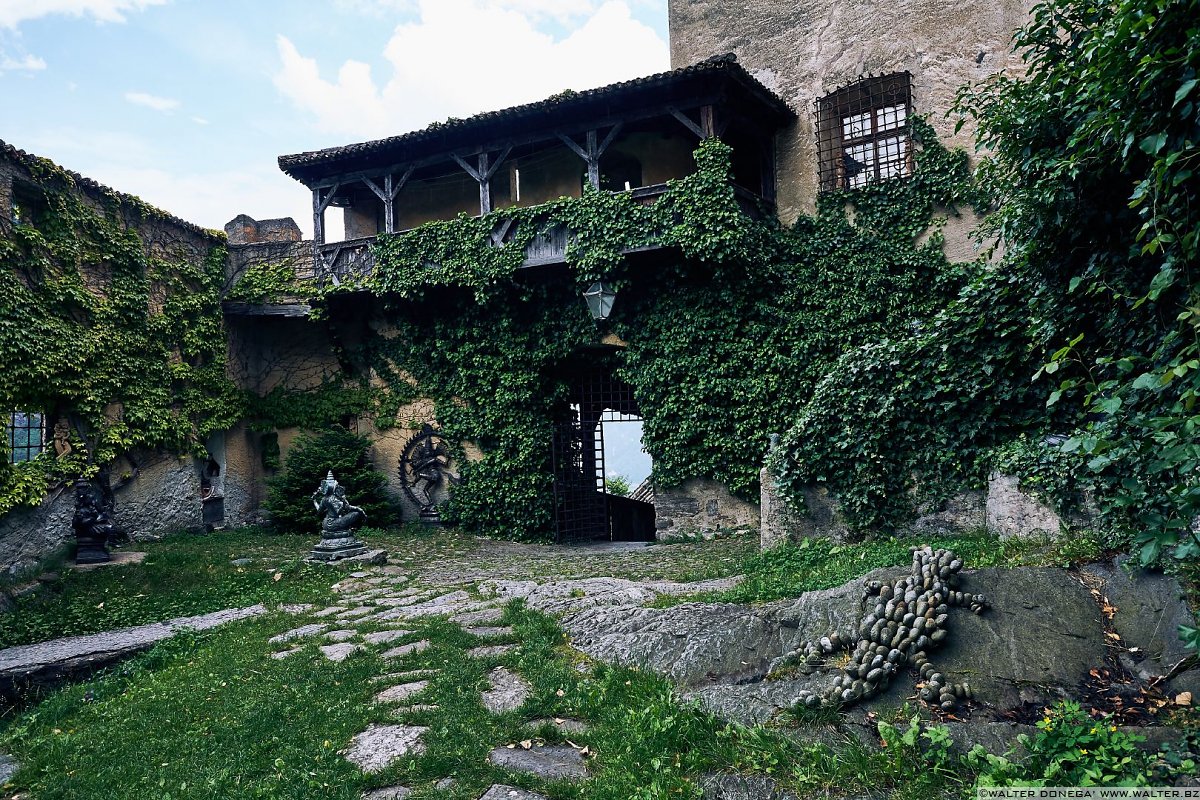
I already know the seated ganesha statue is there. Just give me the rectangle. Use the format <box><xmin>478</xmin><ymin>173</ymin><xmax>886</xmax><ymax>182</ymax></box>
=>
<box><xmin>311</xmin><ymin>470</ymin><xmax>365</xmax><ymax>537</ymax></box>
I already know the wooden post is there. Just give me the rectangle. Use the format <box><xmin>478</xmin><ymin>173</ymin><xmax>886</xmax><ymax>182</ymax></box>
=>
<box><xmin>478</xmin><ymin>152</ymin><xmax>491</xmax><ymax>215</ymax></box>
<box><xmin>312</xmin><ymin>188</ymin><xmax>325</xmax><ymax>246</ymax></box>
<box><xmin>586</xmin><ymin>130</ymin><xmax>600</xmax><ymax>189</ymax></box>
<box><xmin>700</xmin><ymin>105</ymin><xmax>715</xmax><ymax>138</ymax></box>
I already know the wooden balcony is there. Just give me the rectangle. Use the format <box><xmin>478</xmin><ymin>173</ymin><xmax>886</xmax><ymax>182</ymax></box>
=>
<box><xmin>312</xmin><ymin>182</ymin><xmax>769</xmax><ymax>287</ymax></box>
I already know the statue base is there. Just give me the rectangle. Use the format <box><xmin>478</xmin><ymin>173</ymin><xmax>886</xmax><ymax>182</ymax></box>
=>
<box><xmin>308</xmin><ymin>534</ymin><xmax>368</xmax><ymax>562</ymax></box>
<box><xmin>74</xmin><ymin>539</ymin><xmax>112</xmax><ymax>565</ymax></box>
<box><xmin>418</xmin><ymin>507</ymin><xmax>441</xmax><ymax>525</ymax></box>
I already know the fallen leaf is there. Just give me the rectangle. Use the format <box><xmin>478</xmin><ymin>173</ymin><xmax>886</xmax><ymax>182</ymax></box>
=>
<box><xmin>1176</xmin><ymin>692</ymin><xmax>1193</xmax><ymax>707</ymax></box>
<box><xmin>520</xmin><ymin>739</ymin><xmax>532</xmax><ymax>750</ymax></box>
<box><xmin>95</xmin><ymin>602</ymin><xmax>104</xmax><ymax>609</ymax></box>
<box><xmin>555</xmin><ymin>689</ymin><xmax>565</xmax><ymax>697</ymax></box>
<box><xmin>1106</xmin><ymin>632</ymin><xmax>1120</xmax><ymax>640</ymax></box>
<box><xmin>273</xmin><ymin>572</ymin><xmax>283</xmax><ymax>582</ymax></box>
<box><xmin>554</xmin><ymin>717</ymin><xmax>565</xmax><ymax>724</ymax></box>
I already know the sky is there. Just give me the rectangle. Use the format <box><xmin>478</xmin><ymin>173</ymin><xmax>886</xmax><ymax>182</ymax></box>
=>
<box><xmin>0</xmin><ymin>0</ymin><xmax>671</xmax><ymax>236</ymax></box>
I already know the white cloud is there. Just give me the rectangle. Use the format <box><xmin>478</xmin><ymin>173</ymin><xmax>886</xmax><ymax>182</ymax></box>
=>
<box><xmin>0</xmin><ymin>53</ymin><xmax>46</xmax><ymax>72</ymax></box>
<box><xmin>191</xmin><ymin>116</ymin><xmax>210</xmax><ymax>125</ymax></box>
<box><xmin>125</xmin><ymin>90</ymin><xmax>179</xmax><ymax>112</ymax></box>
<box><xmin>0</xmin><ymin>0</ymin><xmax>168</xmax><ymax>28</ymax></box>
<box><xmin>273</xmin><ymin>0</ymin><xmax>668</xmax><ymax>139</ymax></box>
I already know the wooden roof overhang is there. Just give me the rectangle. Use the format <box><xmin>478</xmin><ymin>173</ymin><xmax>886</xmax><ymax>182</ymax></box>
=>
<box><xmin>277</xmin><ymin>54</ymin><xmax>795</xmax><ymax>191</ymax></box>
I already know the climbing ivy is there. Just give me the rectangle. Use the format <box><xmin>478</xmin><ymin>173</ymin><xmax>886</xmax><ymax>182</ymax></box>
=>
<box><xmin>0</xmin><ymin>154</ymin><xmax>242</xmax><ymax>515</ymax></box>
<box><xmin>302</xmin><ymin>129</ymin><xmax>981</xmax><ymax>539</ymax></box>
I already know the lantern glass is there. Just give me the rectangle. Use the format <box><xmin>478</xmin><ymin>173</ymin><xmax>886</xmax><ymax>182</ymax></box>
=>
<box><xmin>583</xmin><ymin>281</ymin><xmax>617</xmax><ymax>321</ymax></box>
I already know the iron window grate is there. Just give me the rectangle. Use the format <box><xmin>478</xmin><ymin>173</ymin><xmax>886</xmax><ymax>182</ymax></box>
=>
<box><xmin>6</xmin><ymin>411</ymin><xmax>45</xmax><ymax>463</ymax></box>
<box><xmin>816</xmin><ymin>72</ymin><xmax>914</xmax><ymax>192</ymax></box>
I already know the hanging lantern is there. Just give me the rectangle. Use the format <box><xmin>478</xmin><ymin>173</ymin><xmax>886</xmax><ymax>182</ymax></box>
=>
<box><xmin>583</xmin><ymin>280</ymin><xmax>617</xmax><ymax>322</ymax></box>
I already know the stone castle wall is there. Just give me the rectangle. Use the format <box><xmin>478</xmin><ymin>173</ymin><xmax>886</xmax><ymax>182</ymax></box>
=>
<box><xmin>668</xmin><ymin>0</ymin><xmax>1032</xmax><ymax>258</ymax></box>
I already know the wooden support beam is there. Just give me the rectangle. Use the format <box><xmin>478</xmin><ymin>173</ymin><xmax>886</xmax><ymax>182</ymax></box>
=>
<box><xmin>490</xmin><ymin>217</ymin><xmax>514</xmax><ymax>247</ymax></box>
<box><xmin>453</xmin><ymin>147</ymin><xmax>512</xmax><ymax>215</ymax></box>
<box><xmin>311</xmin><ymin>182</ymin><xmax>340</xmax><ymax>245</ymax></box>
<box><xmin>700</xmin><ymin>105</ymin><xmax>716</xmax><ymax>138</ymax></box>
<box><xmin>558</xmin><ymin>124</ymin><xmax>622</xmax><ymax>190</ymax></box>
<box><xmin>668</xmin><ymin>107</ymin><xmax>707</xmax><ymax>139</ymax></box>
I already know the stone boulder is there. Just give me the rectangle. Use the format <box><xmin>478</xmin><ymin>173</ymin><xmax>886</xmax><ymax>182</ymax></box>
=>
<box><xmin>564</xmin><ymin>566</ymin><xmax>1110</xmax><ymax>718</ymax></box>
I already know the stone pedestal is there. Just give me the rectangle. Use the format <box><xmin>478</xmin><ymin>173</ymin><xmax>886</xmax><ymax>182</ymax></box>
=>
<box><xmin>73</xmin><ymin>538</ymin><xmax>111</xmax><ymax>565</ymax></box>
<box><xmin>308</xmin><ymin>535</ymin><xmax>368</xmax><ymax>562</ymax></box>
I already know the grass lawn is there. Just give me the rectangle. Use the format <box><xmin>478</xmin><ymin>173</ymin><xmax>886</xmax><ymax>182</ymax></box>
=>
<box><xmin>1</xmin><ymin>525</ymin><xmax>1190</xmax><ymax>798</ymax></box>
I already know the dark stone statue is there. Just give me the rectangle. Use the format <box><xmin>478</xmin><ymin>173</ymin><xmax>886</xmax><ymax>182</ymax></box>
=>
<box><xmin>308</xmin><ymin>470</ymin><xmax>368</xmax><ymax>561</ymax></box>
<box><xmin>72</xmin><ymin>478</ymin><xmax>121</xmax><ymax>564</ymax></box>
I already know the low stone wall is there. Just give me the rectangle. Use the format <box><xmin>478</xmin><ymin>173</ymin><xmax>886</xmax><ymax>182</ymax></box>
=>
<box><xmin>985</xmin><ymin>470</ymin><xmax>1068</xmax><ymax>539</ymax></box>
<box><xmin>0</xmin><ymin>450</ymin><xmax>204</xmax><ymax>576</ymax></box>
<box><xmin>654</xmin><ymin>479</ymin><xmax>759</xmax><ymax>539</ymax></box>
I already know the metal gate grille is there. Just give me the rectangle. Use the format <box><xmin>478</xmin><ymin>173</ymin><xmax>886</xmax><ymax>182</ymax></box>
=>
<box><xmin>551</xmin><ymin>406</ymin><xmax>607</xmax><ymax>544</ymax></box>
<box><xmin>551</xmin><ymin>363</ymin><xmax>641</xmax><ymax>544</ymax></box>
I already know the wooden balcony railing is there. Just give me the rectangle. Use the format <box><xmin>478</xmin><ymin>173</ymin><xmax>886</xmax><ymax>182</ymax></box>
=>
<box><xmin>313</xmin><ymin>182</ymin><xmax>768</xmax><ymax>286</ymax></box>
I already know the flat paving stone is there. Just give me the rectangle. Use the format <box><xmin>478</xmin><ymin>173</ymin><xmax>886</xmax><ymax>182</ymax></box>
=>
<box><xmin>478</xmin><ymin>785</ymin><xmax>549</xmax><ymax>800</ymax></box>
<box><xmin>469</xmin><ymin>644</ymin><xmax>517</xmax><ymax>659</ymax></box>
<box><xmin>0</xmin><ymin>605</ymin><xmax>267</xmax><ymax>694</ymax></box>
<box><xmin>312</xmin><ymin>606</ymin><xmax>345</xmax><ymax>618</ymax></box>
<box><xmin>382</xmin><ymin>640</ymin><xmax>430</xmax><ymax>660</ymax></box>
<box><xmin>374</xmin><ymin>680</ymin><xmax>429</xmax><ymax>704</ymax></box>
<box><xmin>337</xmin><ymin>606</ymin><xmax>376</xmax><ymax>620</ymax></box>
<box><xmin>269</xmin><ymin>623</ymin><xmax>328</xmax><ymax>644</ymax></box>
<box><xmin>271</xmin><ymin>647</ymin><xmax>304</xmax><ymax>660</ymax></box>
<box><xmin>363</xmin><ymin>787</ymin><xmax>411</xmax><ymax>800</ymax></box>
<box><xmin>464</xmin><ymin>626</ymin><xmax>514</xmax><ymax>637</ymax></box>
<box><xmin>363</xmin><ymin>629</ymin><xmax>414</xmax><ymax>645</ymax></box>
<box><xmin>391</xmin><ymin>703</ymin><xmax>440</xmax><ymax>714</ymax></box>
<box><xmin>481</xmin><ymin>667</ymin><xmax>530</xmax><ymax>714</ymax></box>
<box><xmin>343</xmin><ymin>724</ymin><xmax>428</xmax><ymax>773</ymax></box>
<box><xmin>375</xmin><ymin>596</ymin><xmax>428</xmax><ymax>608</ymax></box>
<box><xmin>320</xmin><ymin>643</ymin><xmax>364</xmax><ymax>662</ymax></box>
<box><xmin>451</xmin><ymin>608</ymin><xmax>505</xmax><ymax>625</ymax></box>
<box><xmin>488</xmin><ymin>745</ymin><xmax>588</xmax><ymax>781</ymax></box>
<box><xmin>324</xmin><ymin>629</ymin><xmax>358</xmax><ymax>642</ymax></box>
<box><xmin>371</xmin><ymin>669</ymin><xmax>438</xmax><ymax>684</ymax></box>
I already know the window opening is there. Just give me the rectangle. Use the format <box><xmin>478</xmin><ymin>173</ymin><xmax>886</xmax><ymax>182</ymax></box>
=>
<box><xmin>816</xmin><ymin>72</ymin><xmax>913</xmax><ymax>191</ymax></box>
<box><xmin>6</xmin><ymin>411</ymin><xmax>45</xmax><ymax>463</ymax></box>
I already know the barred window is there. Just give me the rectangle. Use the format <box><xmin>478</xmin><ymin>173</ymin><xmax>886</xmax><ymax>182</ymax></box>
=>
<box><xmin>816</xmin><ymin>72</ymin><xmax>913</xmax><ymax>192</ymax></box>
<box><xmin>5</xmin><ymin>411</ymin><xmax>45</xmax><ymax>463</ymax></box>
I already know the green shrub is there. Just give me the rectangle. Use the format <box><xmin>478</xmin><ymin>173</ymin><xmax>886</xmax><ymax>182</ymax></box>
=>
<box><xmin>265</xmin><ymin>428</ymin><xmax>395</xmax><ymax>534</ymax></box>
<box><xmin>969</xmin><ymin>700</ymin><xmax>1155</xmax><ymax>787</ymax></box>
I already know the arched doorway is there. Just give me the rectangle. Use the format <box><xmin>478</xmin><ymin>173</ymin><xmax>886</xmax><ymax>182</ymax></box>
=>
<box><xmin>551</xmin><ymin>356</ymin><xmax>655</xmax><ymax>543</ymax></box>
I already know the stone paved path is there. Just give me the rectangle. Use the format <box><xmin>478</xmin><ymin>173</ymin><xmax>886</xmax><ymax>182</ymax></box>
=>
<box><xmin>251</xmin><ymin>536</ymin><xmax>754</xmax><ymax>798</ymax></box>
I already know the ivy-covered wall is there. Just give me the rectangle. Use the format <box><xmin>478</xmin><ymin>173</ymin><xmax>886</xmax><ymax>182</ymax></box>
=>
<box><xmin>242</xmin><ymin>129</ymin><xmax>983</xmax><ymax>541</ymax></box>
<box><xmin>0</xmin><ymin>141</ymin><xmax>242</xmax><ymax>571</ymax></box>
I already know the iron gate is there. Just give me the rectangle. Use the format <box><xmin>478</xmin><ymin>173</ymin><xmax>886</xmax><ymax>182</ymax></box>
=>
<box><xmin>551</xmin><ymin>363</ymin><xmax>643</xmax><ymax>544</ymax></box>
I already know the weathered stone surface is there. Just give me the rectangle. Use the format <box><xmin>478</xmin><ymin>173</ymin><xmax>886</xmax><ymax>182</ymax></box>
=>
<box><xmin>0</xmin><ymin>604</ymin><xmax>266</xmax><ymax>697</ymax></box>
<box><xmin>0</xmin><ymin>486</ymin><xmax>75</xmax><ymax>576</ymax></box>
<box><xmin>269</xmin><ymin>623</ymin><xmax>328</xmax><ymax>644</ymax></box>
<box><xmin>986</xmin><ymin>472</ymin><xmax>1063</xmax><ymax>540</ymax></box>
<box><xmin>364</xmin><ymin>629</ymin><xmax>414</xmax><ymax>645</ymax></box>
<box><xmin>312</xmin><ymin>606</ymin><xmax>345</xmax><ymax>618</ymax></box>
<box><xmin>340</xmin><ymin>549</ymin><xmax>388</xmax><ymax>567</ymax></box>
<box><xmin>451</xmin><ymin>608</ymin><xmax>505</xmax><ymax>625</ymax></box>
<box><xmin>481</xmin><ymin>576</ymin><xmax>736</xmax><ymax>616</ymax></box>
<box><xmin>230</xmin><ymin>557</ymin><xmax>253</xmax><ymax>566</ymax></box>
<box><xmin>759</xmin><ymin>465</ymin><xmax>804</xmax><ymax>550</ymax></box>
<box><xmin>374</xmin><ymin>680</ymin><xmax>429</xmax><ymax>704</ymax></box>
<box><xmin>698</xmin><ymin>773</ymin><xmax>800</xmax><ymax>800</ymax></box>
<box><xmin>487</xmin><ymin>745</ymin><xmax>588</xmax><ymax>781</ymax></box>
<box><xmin>566</xmin><ymin>566</ymin><xmax>1109</xmax><ymax>714</ymax></box>
<box><xmin>279</xmin><ymin>603</ymin><xmax>316</xmax><ymax>614</ymax></box>
<box><xmin>382</xmin><ymin>640</ymin><xmax>430</xmax><ymax>660</ymax></box>
<box><xmin>1083</xmin><ymin>558</ymin><xmax>1199</xmax><ymax>667</ymax></box>
<box><xmin>0</xmin><ymin>753</ymin><xmax>17</xmax><ymax>784</ymax></box>
<box><xmin>468</xmin><ymin>644</ymin><xmax>517</xmax><ymax>659</ymax></box>
<box><xmin>435</xmin><ymin>777</ymin><xmax>457</xmax><ymax>790</ymax></box>
<box><xmin>478</xmin><ymin>785</ymin><xmax>549</xmax><ymax>800</ymax></box>
<box><xmin>362</xmin><ymin>786</ymin><xmax>411</xmax><ymax>800</ymax></box>
<box><xmin>337</xmin><ymin>606</ymin><xmax>375</xmax><ymax>620</ymax></box>
<box><xmin>270</xmin><ymin>647</ymin><xmax>303</xmax><ymax>660</ymax></box>
<box><xmin>319</xmin><ymin>643</ymin><xmax>364</xmax><ymax>662</ymax></box>
<box><xmin>343</xmin><ymin>724</ymin><xmax>427</xmax><ymax>773</ymax></box>
<box><xmin>372</xmin><ymin>669</ymin><xmax>437</xmax><ymax>683</ymax></box>
<box><xmin>324</xmin><ymin>629</ymin><xmax>358</xmax><ymax>642</ymax></box>
<box><xmin>563</xmin><ymin>598</ymin><xmax>802</xmax><ymax>686</ymax></box>
<box><xmin>481</xmin><ymin>667</ymin><xmax>530</xmax><ymax>714</ymax></box>
<box><xmin>654</xmin><ymin>479</ymin><xmax>759</xmax><ymax>538</ymax></box>
<box><xmin>376</xmin><ymin>591</ymin><xmax>481</xmax><ymax>619</ymax></box>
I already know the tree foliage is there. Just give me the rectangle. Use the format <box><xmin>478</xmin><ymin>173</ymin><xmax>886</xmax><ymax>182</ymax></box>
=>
<box><xmin>264</xmin><ymin>427</ymin><xmax>395</xmax><ymax>534</ymax></box>
<box><xmin>955</xmin><ymin>0</ymin><xmax>1200</xmax><ymax>564</ymax></box>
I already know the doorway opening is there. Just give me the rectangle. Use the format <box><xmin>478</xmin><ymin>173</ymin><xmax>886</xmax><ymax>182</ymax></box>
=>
<box><xmin>551</xmin><ymin>358</ymin><xmax>655</xmax><ymax>543</ymax></box>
